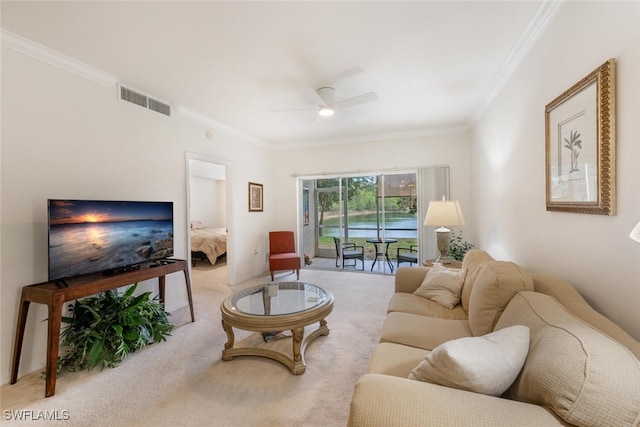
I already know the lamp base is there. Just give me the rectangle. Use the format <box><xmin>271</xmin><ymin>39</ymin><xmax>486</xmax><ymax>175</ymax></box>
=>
<box><xmin>434</xmin><ymin>227</ymin><xmax>452</xmax><ymax>264</ymax></box>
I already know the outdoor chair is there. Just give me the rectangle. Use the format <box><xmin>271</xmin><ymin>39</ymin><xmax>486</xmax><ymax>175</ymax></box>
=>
<box><xmin>269</xmin><ymin>231</ymin><xmax>300</xmax><ymax>281</ymax></box>
<box><xmin>397</xmin><ymin>245</ymin><xmax>418</xmax><ymax>268</ymax></box>
<box><xmin>333</xmin><ymin>237</ymin><xmax>365</xmax><ymax>270</ymax></box>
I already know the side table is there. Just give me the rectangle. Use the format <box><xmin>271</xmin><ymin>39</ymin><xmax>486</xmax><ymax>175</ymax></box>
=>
<box><xmin>10</xmin><ymin>259</ymin><xmax>194</xmax><ymax>397</ymax></box>
<box><xmin>422</xmin><ymin>259</ymin><xmax>463</xmax><ymax>269</ymax></box>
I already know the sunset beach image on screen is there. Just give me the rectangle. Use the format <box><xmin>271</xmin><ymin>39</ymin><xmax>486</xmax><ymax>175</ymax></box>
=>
<box><xmin>48</xmin><ymin>200</ymin><xmax>174</xmax><ymax>281</ymax></box>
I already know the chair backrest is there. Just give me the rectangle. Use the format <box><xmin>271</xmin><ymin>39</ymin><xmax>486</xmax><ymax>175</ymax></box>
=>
<box><xmin>333</xmin><ymin>237</ymin><xmax>342</xmax><ymax>256</ymax></box>
<box><xmin>269</xmin><ymin>231</ymin><xmax>296</xmax><ymax>255</ymax></box>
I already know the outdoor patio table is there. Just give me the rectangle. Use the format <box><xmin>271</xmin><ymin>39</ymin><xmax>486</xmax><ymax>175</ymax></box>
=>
<box><xmin>366</xmin><ymin>238</ymin><xmax>397</xmax><ymax>272</ymax></box>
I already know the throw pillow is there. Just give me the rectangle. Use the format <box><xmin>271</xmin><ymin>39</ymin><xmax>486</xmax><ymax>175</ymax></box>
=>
<box><xmin>413</xmin><ymin>263</ymin><xmax>466</xmax><ymax>309</ymax></box>
<box><xmin>408</xmin><ymin>325</ymin><xmax>530</xmax><ymax>396</ymax></box>
<box><xmin>467</xmin><ymin>261</ymin><xmax>534</xmax><ymax>336</ymax></box>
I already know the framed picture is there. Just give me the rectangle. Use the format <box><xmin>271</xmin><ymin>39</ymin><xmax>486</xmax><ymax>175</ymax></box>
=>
<box><xmin>248</xmin><ymin>182</ymin><xmax>263</xmax><ymax>212</ymax></box>
<box><xmin>545</xmin><ymin>59</ymin><xmax>616</xmax><ymax>215</ymax></box>
<box><xmin>302</xmin><ymin>188</ymin><xmax>309</xmax><ymax>226</ymax></box>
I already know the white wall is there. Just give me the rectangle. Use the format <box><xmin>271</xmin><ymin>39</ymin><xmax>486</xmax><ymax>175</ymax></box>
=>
<box><xmin>189</xmin><ymin>175</ymin><xmax>226</xmax><ymax>228</ymax></box>
<box><xmin>471</xmin><ymin>1</ymin><xmax>640</xmax><ymax>340</ymax></box>
<box><xmin>0</xmin><ymin>48</ymin><xmax>273</xmax><ymax>384</ymax></box>
<box><xmin>270</xmin><ymin>132</ymin><xmax>473</xmax><ymax>249</ymax></box>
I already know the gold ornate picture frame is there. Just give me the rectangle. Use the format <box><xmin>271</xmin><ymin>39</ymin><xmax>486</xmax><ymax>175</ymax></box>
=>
<box><xmin>248</xmin><ymin>182</ymin><xmax>263</xmax><ymax>212</ymax></box>
<box><xmin>545</xmin><ymin>59</ymin><xmax>616</xmax><ymax>215</ymax></box>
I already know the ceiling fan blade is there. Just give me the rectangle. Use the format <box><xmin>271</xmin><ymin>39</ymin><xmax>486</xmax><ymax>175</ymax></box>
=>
<box><xmin>271</xmin><ymin>107</ymin><xmax>319</xmax><ymax>113</ymax></box>
<box><xmin>332</xmin><ymin>92</ymin><xmax>379</xmax><ymax>110</ymax></box>
<box><xmin>318</xmin><ymin>66</ymin><xmax>364</xmax><ymax>87</ymax></box>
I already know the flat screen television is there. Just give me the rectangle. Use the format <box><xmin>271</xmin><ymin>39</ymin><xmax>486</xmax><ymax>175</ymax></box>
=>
<box><xmin>48</xmin><ymin>199</ymin><xmax>174</xmax><ymax>281</ymax></box>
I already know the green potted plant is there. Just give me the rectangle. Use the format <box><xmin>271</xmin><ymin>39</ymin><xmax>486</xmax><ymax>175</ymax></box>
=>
<box><xmin>448</xmin><ymin>231</ymin><xmax>474</xmax><ymax>262</ymax></box>
<box><xmin>55</xmin><ymin>284</ymin><xmax>174</xmax><ymax>374</ymax></box>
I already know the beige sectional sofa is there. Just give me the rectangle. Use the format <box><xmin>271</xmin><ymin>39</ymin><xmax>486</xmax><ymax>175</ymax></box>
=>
<box><xmin>348</xmin><ymin>250</ymin><xmax>640</xmax><ymax>427</ymax></box>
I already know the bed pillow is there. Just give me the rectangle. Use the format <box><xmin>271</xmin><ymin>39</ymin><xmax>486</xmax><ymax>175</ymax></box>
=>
<box><xmin>413</xmin><ymin>264</ymin><xmax>466</xmax><ymax>309</ymax></box>
<box><xmin>409</xmin><ymin>325</ymin><xmax>530</xmax><ymax>396</ymax></box>
<box><xmin>190</xmin><ymin>220</ymin><xmax>203</xmax><ymax>229</ymax></box>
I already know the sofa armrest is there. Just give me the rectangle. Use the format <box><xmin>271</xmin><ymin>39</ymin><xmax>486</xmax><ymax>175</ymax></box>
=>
<box><xmin>394</xmin><ymin>267</ymin><xmax>430</xmax><ymax>293</ymax></box>
<box><xmin>348</xmin><ymin>374</ymin><xmax>568</xmax><ymax>427</ymax></box>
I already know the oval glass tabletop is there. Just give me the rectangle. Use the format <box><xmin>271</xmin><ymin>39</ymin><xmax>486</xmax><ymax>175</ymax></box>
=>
<box><xmin>230</xmin><ymin>282</ymin><xmax>328</xmax><ymax>316</ymax></box>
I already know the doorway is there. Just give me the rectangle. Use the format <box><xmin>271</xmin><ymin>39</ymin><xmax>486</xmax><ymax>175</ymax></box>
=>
<box><xmin>186</xmin><ymin>156</ymin><xmax>229</xmax><ymax>278</ymax></box>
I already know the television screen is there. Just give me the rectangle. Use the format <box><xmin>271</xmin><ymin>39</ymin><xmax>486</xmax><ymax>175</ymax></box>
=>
<box><xmin>48</xmin><ymin>199</ymin><xmax>174</xmax><ymax>281</ymax></box>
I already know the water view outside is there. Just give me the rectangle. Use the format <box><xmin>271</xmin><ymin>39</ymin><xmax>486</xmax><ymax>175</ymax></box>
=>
<box><xmin>319</xmin><ymin>212</ymin><xmax>418</xmax><ymax>260</ymax></box>
<box><xmin>321</xmin><ymin>212</ymin><xmax>418</xmax><ymax>239</ymax></box>
<box><xmin>314</xmin><ymin>174</ymin><xmax>418</xmax><ymax>260</ymax></box>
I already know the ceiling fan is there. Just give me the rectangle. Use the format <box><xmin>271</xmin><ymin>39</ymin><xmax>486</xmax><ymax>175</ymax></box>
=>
<box><xmin>272</xmin><ymin>67</ymin><xmax>379</xmax><ymax>119</ymax></box>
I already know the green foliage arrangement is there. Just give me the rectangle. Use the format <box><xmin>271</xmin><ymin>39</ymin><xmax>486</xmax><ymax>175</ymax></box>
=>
<box><xmin>448</xmin><ymin>231</ymin><xmax>474</xmax><ymax>262</ymax></box>
<box><xmin>56</xmin><ymin>284</ymin><xmax>174</xmax><ymax>374</ymax></box>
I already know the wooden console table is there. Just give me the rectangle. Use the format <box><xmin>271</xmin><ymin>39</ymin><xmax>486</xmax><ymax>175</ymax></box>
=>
<box><xmin>10</xmin><ymin>259</ymin><xmax>194</xmax><ymax>397</ymax></box>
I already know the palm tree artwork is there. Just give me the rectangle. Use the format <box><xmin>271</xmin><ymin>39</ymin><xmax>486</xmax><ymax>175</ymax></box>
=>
<box><xmin>564</xmin><ymin>129</ymin><xmax>582</xmax><ymax>173</ymax></box>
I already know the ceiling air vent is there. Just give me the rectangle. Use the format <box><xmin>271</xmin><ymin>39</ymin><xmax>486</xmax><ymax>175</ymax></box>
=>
<box><xmin>148</xmin><ymin>97</ymin><xmax>171</xmax><ymax>116</ymax></box>
<box><xmin>119</xmin><ymin>85</ymin><xmax>171</xmax><ymax>117</ymax></box>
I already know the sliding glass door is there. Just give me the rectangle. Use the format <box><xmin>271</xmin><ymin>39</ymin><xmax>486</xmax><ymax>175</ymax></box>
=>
<box><xmin>312</xmin><ymin>173</ymin><xmax>417</xmax><ymax>273</ymax></box>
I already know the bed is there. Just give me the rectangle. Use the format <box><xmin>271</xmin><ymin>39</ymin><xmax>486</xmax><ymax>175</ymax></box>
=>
<box><xmin>190</xmin><ymin>226</ymin><xmax>227</xmax><ymax>266</ymax></box>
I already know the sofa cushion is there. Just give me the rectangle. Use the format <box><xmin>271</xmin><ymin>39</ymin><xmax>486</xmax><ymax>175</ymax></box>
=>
<box><xmin>387</xmin><ymin>293</ymin><xmax>468</xmax><ymax>320</ymax></box>
<box><xmin>532</xmin><ymin>272</ymin><xmax>640</xmax><ymax>360</ymax></box>
<box><xmin>497</xmin><ymin>292</ymin><xmax>640</xmax><ymax>427</ymax></box>
<box><xmin>348</xmin><ymin>374</ymin><xmax>567</xmax><ymax>427</ymax></box>
<box><xmin>413</xmin><ymin>264</ymin><xmax>467</xmax><ymax>309</ymax></box>
<box><xmin>380</xmin><ymin>312</ymin><xmax>472</xmax><ymax>350</ymax></box>
<box><xmin>467</xmin><ymin>261</ymin><xmax>533</xmax><ymax>336</ymax></box>
<box><xmin>367</xmin><ymin>342</ymin><xmax>430</xmax><ymax>377</ymax></box>
<box><xmin>408</xmin><ymin>325</ymin><xmax>530</xmax><ymax>396</ymax></box>
<box><xmin>460</xmin><ymin>250</ymin><xmax>495</xmax><ymax>313</ymax></box>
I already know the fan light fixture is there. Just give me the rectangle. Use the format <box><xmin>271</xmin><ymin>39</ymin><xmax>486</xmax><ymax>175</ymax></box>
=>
<box><xmin>318</xmin><ymin>106</ymin><xmax>335</xmax><ymax>117</ymax></box>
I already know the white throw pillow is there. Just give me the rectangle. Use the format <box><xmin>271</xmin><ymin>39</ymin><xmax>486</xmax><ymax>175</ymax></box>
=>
<box><xmin>409</xmin><ymin>325</ymin><xmax>530</xmax><ymax>396</ymax></box>
<box><xmin>413</xmin><ymin>263</ymin><xmax>466</xmax><ymax>309</ymax></box>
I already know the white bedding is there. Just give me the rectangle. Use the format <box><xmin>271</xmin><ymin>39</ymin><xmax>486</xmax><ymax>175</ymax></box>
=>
<box><xmin>190</xmin><ymin>227</ymin><xmax>227</xmax><ymax>265</ymax></box>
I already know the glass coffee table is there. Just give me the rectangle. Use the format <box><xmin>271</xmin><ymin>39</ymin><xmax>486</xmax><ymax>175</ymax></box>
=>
<box><xmin>220</xmin><ymin>282</ymin><xmax>334</xmax><ymax>375</ymax></box>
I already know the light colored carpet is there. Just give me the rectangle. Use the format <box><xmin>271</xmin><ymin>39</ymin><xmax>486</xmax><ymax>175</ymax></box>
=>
<box><xmin>1</xmin><ymin>265</ymin><xmax>394</xmax><ymax>426</ymax></box>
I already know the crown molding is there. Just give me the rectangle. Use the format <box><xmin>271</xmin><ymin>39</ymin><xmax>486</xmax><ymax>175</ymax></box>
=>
<box><xmin>271</xmin><ymin>125</ymin><xmax>469</xmax><ymax>151</ymax></box>
<box><xmin>175</xmin><ymin>105</ymin><xmax>269</xmax><ymax>149</ymax></box>
<box><xmin>1</xmin><ymin>28</ymin><xmax>269</xmax><ymax>148</ymax></box>
<box><xmin>1</xmin><ymin>28</ymin><xmax>119</xmax><ymax>87</ymax></box>
<box><xmin>469</xmin><ymin>0</ymin><xmax>565</xmax><ymax>125</ymax></box>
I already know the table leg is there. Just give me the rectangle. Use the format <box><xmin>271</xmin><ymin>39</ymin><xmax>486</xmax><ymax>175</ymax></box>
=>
<box><xmin>291</xmin><ymin>327</ymin><xmax>305</xmax><ymax>375</ymax></box>
<box><xmin>44</xmin><ymin>295</ymin><xmax>65</xmax><ymax>397</ymax></box>
<box><xmin>182</xmin><ymin>268</ymin><xmax>195</xmax><ymax>322</ymax></box>
<box><xmin>158</xmin><ymin>274</ymin><xmax>166</xmax><ymax>305</ymax></box>
<box><xmin>370</xmin><ymin>243</ymin><xmax>380</xmax><ymax>271</ymax></box>
<box><xmin>10</xmin><ymin>295</ymin><xmax>30</xmax><ymax>384</ymax></box>
<box><xmin>384</xmin><ymin>243</ymin><xmax>394</xmax><ymax>272</ymax></box>
<box><xmin>221</xmin><ymin>319</ymin><xmax>235</xmax><ymax>361</ymax></box>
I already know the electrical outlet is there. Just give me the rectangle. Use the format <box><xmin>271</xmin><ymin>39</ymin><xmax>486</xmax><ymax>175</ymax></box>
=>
<box><xmin>63</xmin><ymin>301</ymin><xmax>75</xmax><ymax>318</ymax></box>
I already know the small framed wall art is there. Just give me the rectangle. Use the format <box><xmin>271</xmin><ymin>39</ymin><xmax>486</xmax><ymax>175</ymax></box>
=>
<box><xmin>545</xmin><ymin>58</ymin><xmax>616</xmax><ymax>215</ymax></box>
<box><xmin>248</xmin><ymin>182</ymin><xmax>263</xmax><ymax>212</ymax></box>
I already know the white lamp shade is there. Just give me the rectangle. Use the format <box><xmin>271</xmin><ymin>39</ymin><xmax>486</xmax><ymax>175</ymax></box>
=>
<box><xmin>630</xmin><ymin>221</ymin><xmax>640</xmax><ymax>243</ymax></box>
<box><xmin>424</xmin><ymin>200</ymin><xmax>465</xmax><ymax>227</ymax></box>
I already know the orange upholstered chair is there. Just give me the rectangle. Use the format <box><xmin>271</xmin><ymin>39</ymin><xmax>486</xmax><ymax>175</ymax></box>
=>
<box><xmin>268</xmin><ymin>231</ymin><xmax>301</xmax><ymax>281</ymax></box>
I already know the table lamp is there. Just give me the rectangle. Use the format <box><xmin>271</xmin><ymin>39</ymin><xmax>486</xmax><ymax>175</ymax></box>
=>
<box><xmin>630</xmin><ymin>221</ymin><xmax>640</xmax><ymax>243</ymax></box>
<box><xmin>424</xmin><ymin>197</ymin><xmax>465</xmax><ymax>264</ymax></box>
